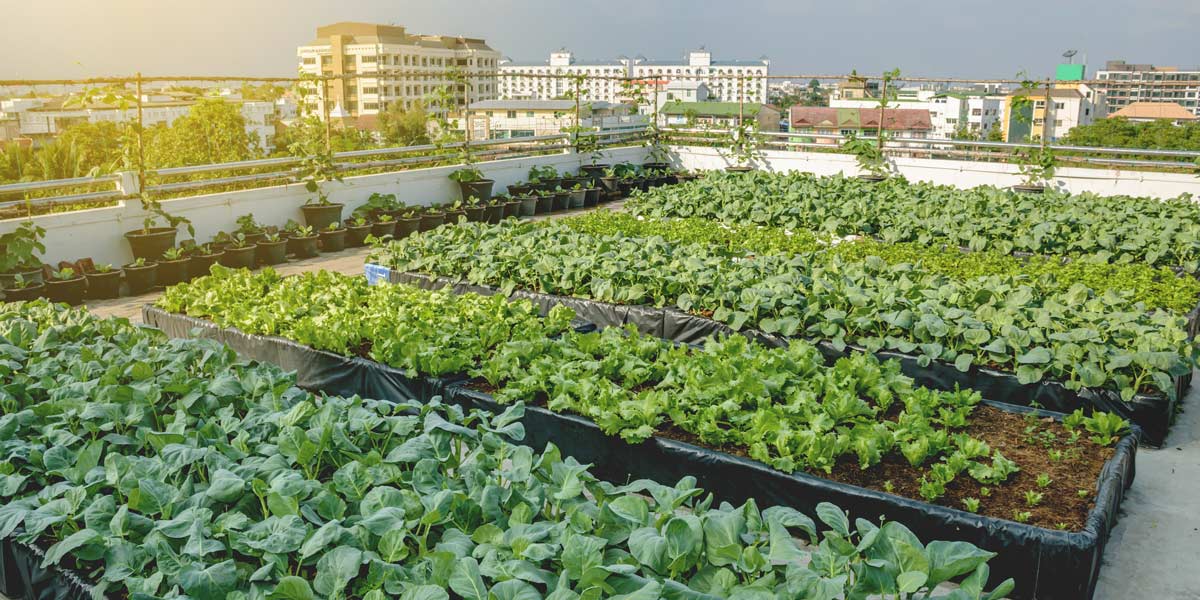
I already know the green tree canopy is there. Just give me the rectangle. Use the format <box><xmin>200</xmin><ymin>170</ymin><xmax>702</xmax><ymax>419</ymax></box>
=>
<box><xmin>143</xmin><ymin>99</ymin><xmax>260</xmax><ymax>168</ymax></box>
<box><xmin>378</xmin><ymin>100</ymin><xmax>431</xmax><ymax>147</ymax></box>
<box><xmin>1062</xmin><ymin>117</ymin><xmax>1200</xmax><ymax>151</ymax></box>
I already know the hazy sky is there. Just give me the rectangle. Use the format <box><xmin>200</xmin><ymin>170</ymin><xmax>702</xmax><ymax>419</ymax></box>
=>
<box><xmin>2</xmin><ymin>0</ymin><xmax>1198</xmax><ymax>81</ymax></box>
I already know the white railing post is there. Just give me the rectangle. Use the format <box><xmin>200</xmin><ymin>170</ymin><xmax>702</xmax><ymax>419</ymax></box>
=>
<box><xmin>116</xmin><ymin>171</ymin><xmax>141</xmax><ymax>196</ymax></box>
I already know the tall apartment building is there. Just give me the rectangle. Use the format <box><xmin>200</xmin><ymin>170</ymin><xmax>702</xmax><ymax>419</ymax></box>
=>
<box><xmin>498</xmin><ymin>48</ymin><xmax>768</xmax><ymax>104</ymax></box>
<box><xmin>1094</xmin><ymin>60</ymin><xmax>1200</xmax><ymax>117</ymax></box>
<box><xmin>297</xmin><ymin>22</ymin><xmax>501</xmax><ymax>129</ymax></box>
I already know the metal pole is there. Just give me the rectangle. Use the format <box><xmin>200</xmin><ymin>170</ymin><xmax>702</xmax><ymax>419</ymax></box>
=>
<box><xmin>463</xmin><ymin>69</ymin><xmax>472</xmax><ymax>163</ymax></box>
<box><xmin>136</xmin><ymin>72</ymin><xmax>146</xmax><ymax>192</ymax></box>
<box><xmin>738</xmin><ymin>74</ymin><xmax>745</xmax><ymax>125</ymax></box>
<box><xmin>322</xmin><ymin>77</ymin><xmax>332</xmax><ymax>152</ymax></box>
<box><xmin>1042</xmin><ymin>78</ymin><xmax>1051</xmax><ymax>147</ymax></box>
<box><xmin>574</xmin><ymin>76</ymin><xmax>582</xmax><ymax>152</ymax></box>
<box><xmin>878</xmin><ymin>75</ymin><xmax>888</xmax><ymax>153</ymax></box>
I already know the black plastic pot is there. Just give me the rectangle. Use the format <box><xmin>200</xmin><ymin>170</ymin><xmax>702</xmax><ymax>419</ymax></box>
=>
<box><xmin>535</xmin><ymin>195</ymin><xmax>554</xmax><ymax>214</ymax></box>
<box><xmin>617</xmin><ymin>181</ymin><xmax>635</xmax><ymax>197</ymax></box>
<box><xmin>465</xmin><ymin>206</ymin><xmax>487</xmax><ymax>222</ymax></box>
<box><xmin>346</xmin><ymin>224</ymin><xmax>372</xmax><ymax>247</ymax></box>
<box><xmin>857</xmin><ymin>174</ymin><xmax>887</xmax><ymax>183</ymax></box>
<box><xmin>485</xmin><ymin>204</ymin><xmax>504</xmax><ymax>224</ymax></box>
<box><xmin>507</xmin><ymin>183</ymin><xmax>532</xmax><ymax>196</ymax></box>
<box><xmin>85</xmin><ymin>270</ymin><xmax>121</xmax><ymax>299</ymax></box>
<box><xmin>243</xmin><ymin>231</ymin><xmax>268</xmax><ymax>246</ymax></box>
<box><xmin>300</xmin><ymin>204</ymin><xmax>344</xmax><ymax>230</ymax></box>
<box><xmin>290</xmin><ymin>235</ymin><xmax>320</xmax><ymax>259</ymax></box>
<box><xmin>598</xmin><ymin>176</ymin><xmax>621</xmax><ymax>194</ymax></box>
<box><xmin>445</xmin><ymin>210</ymin><xmax>467</xmax><ymax>225</ymax></box>
<box><xmin>0</xmin><ymin>267</ymin><xmax>44</xmax><ymax>289</ymax></box>
<box><xmin>124</xmin><ymin>227</ymin><xmax>177</xmax><ymax>262</ymax></box>
<box><xmin>123</xmin><ymin>263</ymin><xmax>157</xmax><ymax>294</ymax></box>
<box><xmin>395</xmin><ymin>217</ymin><xmax>422</xmax><ymax>239</ymax></box>
<box><xmin>419</xmin><ymin>212</ymin><xmax>445</xmax><ymax>232</ymax></box>
<box><xmin>642</xmin><ymin>161</ymin><xmax>669</xmax><ymax>171</ymax></box>
<box><xmin>319</xmin><ymin>229</ymin><xmax>347</xmax><ymax>253</ymax></box>
<box><xmin>189</xmin><ymin>252</ymin><xmax>224</xmax><ymax>278</ymax></box>
<box><xmin>1011</xmin><ymin>184</ymin><xmax>1046</xmax><ymax>194</ymax></box>
<box><xmin>725</xmin><ymin>166</ymin><xmax>754</xmax><ymax>173</ymax></box>
<box><xmin>1</xmin><ymin>282</ymin><xmax>45</xmax><ymax>302</ymax></box>
<box><xmin>584</xmin><ymin>188</ymin><xmax>601</xmax><ymax>207</ymax></box>
<box><xmin>257</xmin><ymin>240</ymin><xmax>288</xmax><ymax>266</ymax></box>
<box><xmin>677</xmin><ymin>174</ymin><xmax>700</xmax><ymax>183</ymax></box>
<box><xmin>371</xmin><ymin>221</ymin><xmax>396</xmax><ymax>239</ymax></box>
<box><xmin>580</xmin><ymin>164</ymin><xmax>609</xmax><ymax>182</ymax></box>
<box><xmin>567</xmin><ymin>189</ymin><xmax>586</xmax><ymax>209</ymax></box>
<box><xmin>458</xmin><ymin>179</ymin><xmax>495</xmax><ymax>202</ymax></box>
<box><xmin>552</xmin><ymin>191</ymin><xmax>570</xmax><ymax>211</ymax></box>
<box><xmin>219</xmin><ymin>245</ymin><xmax>258</xmax><ymax>269</ymax></box>
<box><xmin>503</xmin><ymin>201</ymin><xmax>521</xmax><ymax>219</ymax></box>
<box><xmin>156</xmin><ymin>259</ymin><xmax>189</xmax><ymax>287</ymax></box>
<box><xmin>46</xmin><ymin>276</ymin><xmax>87</xmax><ymax>305</ymax></box>
<box><xmin>517</xmin><ymin>197</ymin><xmax>538</xmax><ymax>217</ymax></box>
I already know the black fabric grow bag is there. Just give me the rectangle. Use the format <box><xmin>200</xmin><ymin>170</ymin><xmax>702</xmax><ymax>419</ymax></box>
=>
<box><xmin>381</xmin><ymin>267</ymin><xmax>1187</xmax><ymax>446</ymax></box>
<box><xmin>0</xmin><ymin>536</ymin><xmax>96</xmax><ymax>600</ymax></box>
<box><xmin>444</xmin><ymin>385</ymin><xmax>1137</xmax><ymax>600</ymax></box>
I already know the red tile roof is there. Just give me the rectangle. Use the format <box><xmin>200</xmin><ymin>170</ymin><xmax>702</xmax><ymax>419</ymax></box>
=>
<box><xmin>789</xmin><ymin>106</ymin><xmax>933</xmax><ymax>131</ymax></box>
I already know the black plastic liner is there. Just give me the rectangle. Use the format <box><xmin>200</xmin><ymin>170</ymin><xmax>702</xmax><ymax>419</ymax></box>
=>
<box><xmin>0</xmin><ymin>536</ymin><xmax>96</xmax><ymax>600</ymax></box>
<box><xmin>445</xmin><ymin>385</ymin><xmax>1136</xmax><ymax>600</ymax></box>
<box><xmin>144</xmin><ymin>304</ymin><xmax>1136</xmax><ymax>600</ymax></box>
<box><xmin>383</xmin><ymin>268</ymin><xmax>1188</xmax><ymax>446</ymax></box>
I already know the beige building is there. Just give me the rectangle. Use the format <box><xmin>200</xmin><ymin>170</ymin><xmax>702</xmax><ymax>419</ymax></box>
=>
<box><xmin>1108</xmin><ymin>101</ymin><xmax>1198</xmax><ymax>125</ymax></box>
<box><xmin>463</xmin><ymin>99</ymin><xmax>644</xmax><ymax>140</ymax></box>
<box><xmin>297</xmin><ymin>22</ymin><xmax>501</xmax><ymax>129</ymax></box>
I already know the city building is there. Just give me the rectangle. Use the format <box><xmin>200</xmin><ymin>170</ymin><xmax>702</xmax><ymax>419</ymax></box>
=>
<box><xmin>661</xmin><ymin>102</ymin><xmax>780</xmax><ymax>132</ymax></box>
<box><xmin>498</xmin><ymin>48</ymin><xmax>768</xmax><ymax>104</ymax></box>
<box><xmin>462</xmin><ymin>99</ymin><xmax>644</xmax><ymax>140</ymax></box>
<box><xmin>788</xmin><ymin>107</ymin><xmax>933</xmax><ymax>144</ymax></box>
<box><xmin>1108</xmin><ymin>101</ymin><xmax>1198</xmax><ymax>125</ymax></box>
<box><xmin>297</xmin><ymin>22</ymin><xmax>501</xmax><ymax>129</ymax></box>
<box><xmin>1001</xmin><ymin>82</ymin><xmax>1106</xmax><ymax>142</ymax></box>
<box><xmin>830</xmin><ymin>87</ymin><xmax>1002</xmax><ymax>139</ymax></box>
<box><xmin>1094</xmin><ymin>60</ymin><xmax>1200</xmax><ymax>117</ymax></box>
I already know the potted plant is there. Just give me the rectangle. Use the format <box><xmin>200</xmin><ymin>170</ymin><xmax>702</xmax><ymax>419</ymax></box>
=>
<box><xmin>345</xmin><ymin>217</ymin><xmax>373</xmax><ymax>247</ymax></box>
<box><xmin>123</xmin><ymin>258</ymin><xmax>157</xmax><ymax>295</ymax></box>
<box><xmin>1013</xmin><ymin>146</ymin><xmax>1056</xmax><ymax>193</ymax></box>
<box><xmin>354</xmin><ymin>192</ymin><xmax>400</xmax><ymax>221</ymax></box>
<box><xmin>371</xmin><ymin>214</ymin><xmax>396</xmax><ymax>239</ymax></box>
<box><xmin>598</xmin><ymin>167</ymin><xmax>621</xmax><ymax>197</ymax></box>
<box><xmin>533</xmin><ymin>189</ymin><xmax>554</xmax><ymax>214</ymax></box>
<box><xmin>0</xmin><ymin>221</ymin><xmax>46</xmax><ymax>289</ymax></box>
<box><xmin>516</xmin><ymin>193</ymin><xmax>538</xmax><ymax>217</ymax></box>
<box><xmin>290</xmin><ymin>226</ymin><xmax>320</xmax><ymax>258</ymax></box>
<box><xmin>617</xmin><ymin>171</ymin><xmax>639</xmax><ymax>197</ymax></box>
<box><xmin>720</xmin><ymin>120</ymin><xmax>763</xmax><ymax>173</ymax></box>
<box><xmin>124</xmin><ymin>200</ymin><xmax>193</xmax><ymax>262</ymax></box>
<box><xmin>210</xmin><ymin>231</ymin><xmax>234</xmax><ymax>252</ymax></box>
<box><xmin>507</xmin><ymin>182</ymin><xmax>532</xmax><ymax>197</ymax></box>
<box><xmin>583</xmin><ymin>186</ymin><xmax>602</xmax><ymax>208</ymax></box>
<box><xmin>449</xmin><ymin>166</ymin><xmax>494</xmax><ymax>202</ymax></box>
<box><xmin>84</xmin><ymin>263</ymin><xmax>121</xmax><ymax>299</ymax></box>
<box><xmin>0</xmin><ymin>274</ymin><xmax>45</xmax><ymax>302</ymax></box>
<box><xmin>257</xmin><ymin>232</ymin><xmax>289</xmax><ymax>265</ymax></box>
<box><xmin>444</xmin><ymin>199</ymin><xmax>468</xmax><ymax>223</ymax></box>
<box><xmin>319</xmin><ymin>222</ymin><xmax>347</xmax><ymax>252</ymax></box>
<box><xmin>46</xmin><ymin>267</ymin><xmax>87</xmax><ymax>305</ymax></box>
<box><xmin>567</xmin><ymin>183</ymin><xmax>587</xmax><ymax>209</ymax></box>
<box><xmin>301</xmin><ymin>195</ymin><xmax>344</xmax><ymax>231</ymax></box>
<box><xmin>528</xmin><ymin>166</ymin><xmax>559</xmax><ymax>192</ymax></box>
<box><xmin>157</xmin><ymin>248</ymin><xmax>189</xmax><ymax>287</ymax></box>
<box><xmin>419</xmin><ymin>205</ymin><xmax>446</xmax><ymax>232</ymax></box>
<box><xmin>189</xmin><ymin>243</ymin><xmax>225</xmax><ymax>278</ymax></box>
<box><xmin>293</xmin><ymin>126</ymin><xmax>345</xmax><ymax>230</ymax></box>
<box><xmin>551</xmin><ymin>187</ymin><xmax>571</xmax><ymax>212</ymax></box>
<box><xmin>395</xmin><ymin>206</ymin><xmax>423</xmax><ymax>239</ymax></box>
<box><xmin>236</xmin><ymin>213</ymin><xmax>267</xmax><ymax>245</ymax></box>
<box><xmin>485</xmin><ymin>197</ymin><xmax>505</xmax><ymax>223</ymax></box>
<box><xmin>841</xmin><ymin>132</ymin><xmax>893</xmax><ymax>182</ymax></box>
<box><xmin>218</xmin><ymin>233</ymin><xmax>258</xmax><ymax>269</ymax></box>
<box><xmin>501</xmin><ymin>195</ymin><xmax>521</xmax><ymax>219</ymax></box>
<box><xmin>464</xmin><ymin>198</ymin><xmax>488</xmax><ymax>222</ymax></box>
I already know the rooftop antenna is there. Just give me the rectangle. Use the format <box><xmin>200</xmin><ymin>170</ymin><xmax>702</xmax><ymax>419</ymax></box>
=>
<box><xmin>1062</xmin><ymin>50</ymin><xmax>1078</xmax><ymax>64</ymax></box>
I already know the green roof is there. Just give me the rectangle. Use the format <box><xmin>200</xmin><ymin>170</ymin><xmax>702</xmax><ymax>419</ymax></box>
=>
<box><xmin>661</xmin><ymin>102</ymin><xmax>764</xmax><ymax>117</ymax></box>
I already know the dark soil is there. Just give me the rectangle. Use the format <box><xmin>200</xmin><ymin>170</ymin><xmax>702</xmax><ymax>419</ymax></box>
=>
<box><xmin>466</xmin><ymin>376</ymin><xmax>1112</xmax><ymax>531</ymax></box>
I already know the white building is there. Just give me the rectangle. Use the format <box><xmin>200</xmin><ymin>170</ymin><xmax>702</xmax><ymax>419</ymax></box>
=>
<box><xmin>830</xmin><ymin>87</ymin><xmax>1004</xmax><ymax>139</ymax></box>
<box><xmin>1002</xmin><ymin>84</ymin><xmax>1108</xmax><ymax>142</ymax></box>
<box><xmin>1094</xmin><ymin>60</ymin><xmax>1200</xmax><ymax>117</ymax></box>
<box><xmin>498</xmin><ymin>48</ymin><xmax>768</xmax><ymax>105</ymax></box>
<box><xmin>297</xmin><ymin>22</ymin><xmax>501</xmax><ymax>129</ymax></box>
<box><xmin>462</xmin><ymin>99</ymin><xmax>646</xmax><ymax>140</ymax></box>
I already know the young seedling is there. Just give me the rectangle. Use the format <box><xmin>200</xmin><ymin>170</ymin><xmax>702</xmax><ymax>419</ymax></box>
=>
<box><xmin>1077</xmin><ymin>488</ymin><xmax>1090</xmax><ymax>499</ymax></box>
<box><xmin>1036</xmin><ymin>473</ymin><xmax>1052</xmax><ymax>489</ymax></box>
<box><xmin>961</xmin><ymin>498</ymin><xmax>981</xmax><ymax>513</ymax></box>
<box><xmin>1047</xmin><ymin>449</ymin><xmax>1064</xmax><ymax>462</ymax></box>
<box><xmin>979</xmin><ymin>487</ymin><xmax>991</xmax><ymax>497</ymax></box>
<box><xmin>1024</xmin><ymin>490</ymin><xmax>1044</xmax><ymax>507</ymax></box>
<box><xmin>1055</xmin><ymin>523</ymin><xmax>1069</xmax><ymax>531</ymax></box>
<box><xmin>1013</xmin><ymin>511</ymin><xmax>1032</xmax><ymax>523</ymax></box>
<box><xmin>882</xmin><ymin>480</ymin><xmax>894</xmax><ymax>494</ymax></box>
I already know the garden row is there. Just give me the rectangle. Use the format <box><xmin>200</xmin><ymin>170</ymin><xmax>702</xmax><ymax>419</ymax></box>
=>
<box><xmin>366</xmin><ymin>220</ymin><xmax>1196</xmax><ymax>443</ymax></box>
<box><xmin>624</xmin><ymin>171</ymin><xmax>1200</xmax><ymax>271</ymax></box>
<box><xmin>146</xmin><ymin>269</ymin><xmax>1134</xmax><ymax>599</ymax></box>
<box><xmin>0</xmin><ymin>300</ymin><xmax>1015</xmax><ymax>600</ymax></box>
<box><xmin>562</xmin><ymin>212</ymin><xmax>1200</xmax><ymax>315</ymax></box>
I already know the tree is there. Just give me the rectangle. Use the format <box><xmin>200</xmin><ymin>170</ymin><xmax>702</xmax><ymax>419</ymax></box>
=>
<box><xmin>143</xmin><ymin>99</ymin><xmax>260</xmax><ymax>168</ymax></box>
<box><xmin>55</xmin><ymin>120</ymin><xmax>127</xmax><ymax>173</ymax></box>
<box><xmin>986</xmin><ymin>125</ymin><xmax>1004</xmax><ymax>142</ymax></box>
<box><xmin>378</xmin><ymin>100</ymin><xmax>431</xmax><ymax>147</ymax></box>
<box><xmin>1062</xmin><ymin>117</ymin><xmax>1200</xmax><ymax>151</ymax></box>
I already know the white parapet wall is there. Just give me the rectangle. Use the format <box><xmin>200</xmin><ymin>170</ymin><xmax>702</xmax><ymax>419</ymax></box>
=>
<box><xmin>2</xmin><ymin>146</ymin><xmax>648</xmax><ymax>267</ymax></box>
<box><xmin>669</xmin><ymin>145</ymin><xmax>1200</xmax><ymax>200</ymax></box>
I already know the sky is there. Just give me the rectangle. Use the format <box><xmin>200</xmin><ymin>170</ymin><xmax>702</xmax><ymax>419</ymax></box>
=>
<box><xmin>1</xmin><ymin>0</ymin><xmax>1198</xmax><ymax>82</ymax></box>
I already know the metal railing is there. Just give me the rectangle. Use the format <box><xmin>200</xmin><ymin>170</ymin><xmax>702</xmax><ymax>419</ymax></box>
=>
<box><xmin>0</xmin><ymin>127</ymin><xmax>652</xmax><ymax>213</ymax></box>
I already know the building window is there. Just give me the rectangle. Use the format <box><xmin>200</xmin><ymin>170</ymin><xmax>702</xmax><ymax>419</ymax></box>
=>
<box><xmin>362</xmin><ymin>87</ymin><xmax>378</xmax><ymax>95</ymax></box>
<box><xmin>303</xmin><ymin>57</ymin><xmax>316</xmax><ymax>65</ymax></box>
<box><xmin>1053</xmin><ymin>102</ymin><xmax>1064</xmax><ymax>110</ymax></box>
<box><xmin>506</xmin><ymin>111</ymin><xmax>516</xmax><ymax>118</ymax></box>
<box><xmin>364</xmin><ymin>103</ymin><xmax>379</xmax><ymax>110</ymax></box>
<box><xmin>526</xmin><ymin>111</ymin><xmax>534</xmax><ymax>117</ymax></box>
<box><xmin>361</xmin><ymin>56</ymin><xmax>377</xmax><ymax>63</ymax></box>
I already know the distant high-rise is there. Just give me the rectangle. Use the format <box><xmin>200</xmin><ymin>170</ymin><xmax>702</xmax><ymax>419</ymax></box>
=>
<box><xmin>297</xmin><ymin>22</ymin><xmax>500</xmax><ymax>129</ymax></box>
<box><xmin>1093</xmin><ymin>60</ymin><xmax>1200</xmax><ymax>117</ymax></box>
